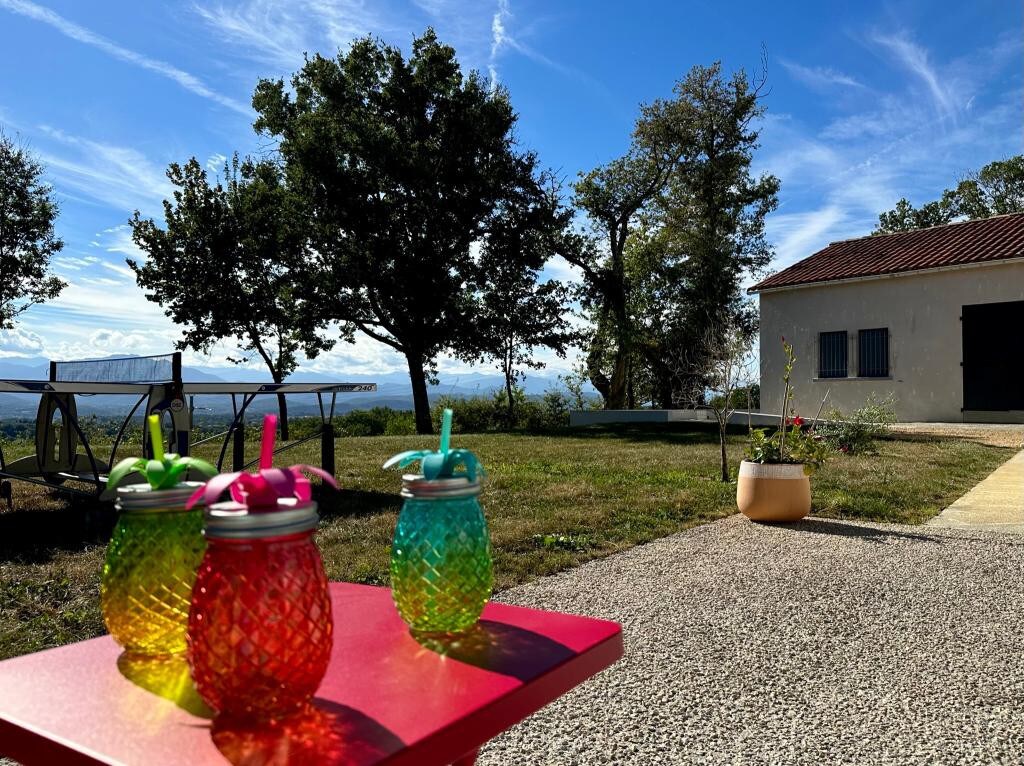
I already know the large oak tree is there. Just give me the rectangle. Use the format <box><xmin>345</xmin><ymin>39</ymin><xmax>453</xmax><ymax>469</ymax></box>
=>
<box><xmin>570</xmin><ymin>63</ymin><xmax>778</xmax><ymax>409</ymax></box>
<box><xmin>252</xmin><ymin>30</ymin><xmax>561</xmax><ymax>433</ymax></box>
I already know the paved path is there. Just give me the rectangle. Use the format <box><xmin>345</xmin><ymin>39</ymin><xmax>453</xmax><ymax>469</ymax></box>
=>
<box><xmin>480</xmin><ymin>516</ymin><xmax>1024</xmax><ymax>765</ymax></box>
<box><xmin>928</xmin><ymin>449</ymin><xmax>1024</xmax><ymax>533</ymax></box>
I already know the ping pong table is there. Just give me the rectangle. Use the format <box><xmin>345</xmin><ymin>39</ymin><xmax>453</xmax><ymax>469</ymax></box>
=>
<box><xmin>0</xmin><ymin>352</ymin><xmax>375</xmax><ymax>502</ymax></box>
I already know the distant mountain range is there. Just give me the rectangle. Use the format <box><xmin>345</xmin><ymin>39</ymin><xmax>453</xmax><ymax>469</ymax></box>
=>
<box><xmin>0</xmin><ymin>356</ymin><xmax>589</xmax><ymax>420</ymax></box>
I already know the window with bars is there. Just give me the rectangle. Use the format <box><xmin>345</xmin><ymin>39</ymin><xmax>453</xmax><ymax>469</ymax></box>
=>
<box><xmin>858</xmin><ymin>328</ymin><xmax>889</xmax><ymax>377</ymax></box>
<box><xmin>818</xmin><ymin>331</ymin><xmax>848</xmax><ymax>378</ymax></box>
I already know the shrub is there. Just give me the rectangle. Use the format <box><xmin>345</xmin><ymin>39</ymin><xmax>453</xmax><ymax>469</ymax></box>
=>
<box><xmin>382</xmin><ymin>411</ymin><xmax>417</xmax><ymax>436</ymax></box>
<box><xmin>709</xmin><ymin>383</ymin><xmax>760</xmax><ymax>411</ymax></box>
<box><xmin>431</xmin><ymin>386</ymin><xmax>571</xmax><ymax>434</ymax></box>
<box><xmin>817</xmin><ymin>394</ymin><xmax>897</xmax><ymax>454</ymax></box>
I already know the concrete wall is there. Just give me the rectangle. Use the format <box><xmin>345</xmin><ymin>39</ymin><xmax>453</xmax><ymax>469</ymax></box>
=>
<box><xmin>758</xmin><ymin>261</ymin><xmax>1024</xmax><ymax>423</ymax></box>
<box><xmin>569</xmin><ymin>409</ymin><xmax>779</xmax><ymax>427</ymax></box>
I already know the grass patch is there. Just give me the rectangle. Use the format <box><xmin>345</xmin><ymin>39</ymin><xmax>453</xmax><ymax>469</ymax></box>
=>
<box><xmin>0</xmin><ymin>426</ymin><xmax>1010</xmax><ymax>661</ymax></box>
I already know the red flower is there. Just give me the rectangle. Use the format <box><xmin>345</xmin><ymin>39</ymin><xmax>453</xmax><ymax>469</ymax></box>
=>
<box><xmin>793</xmin><ymin>416</ymin><xmax>805</xmax><ymax>427</ymax></box>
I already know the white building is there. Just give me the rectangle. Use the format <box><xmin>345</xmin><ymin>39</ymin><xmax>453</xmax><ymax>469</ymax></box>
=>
<box><xmin>750</xmin><ymin>213</ymin><xmax>1024</xmax><ymax>423</ymax></box>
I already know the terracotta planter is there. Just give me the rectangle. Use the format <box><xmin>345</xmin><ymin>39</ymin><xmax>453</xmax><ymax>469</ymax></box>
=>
<box><xmin>736</xmin><ymin>460</ymin><xmax>811</xmax><ymax>522</ymax></box>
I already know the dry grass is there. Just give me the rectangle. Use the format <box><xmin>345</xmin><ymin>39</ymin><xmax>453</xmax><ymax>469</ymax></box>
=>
<box><xmin>0</xmin><ymin>425</ymin><xmax>1011</xmax><ymax>662</ymax></box>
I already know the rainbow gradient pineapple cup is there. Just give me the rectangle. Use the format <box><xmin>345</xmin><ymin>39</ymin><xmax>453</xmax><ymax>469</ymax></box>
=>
<box><xmin>101</xmin><ymin>482</ymin><xmax>207</xmax><ymax>656</ymax></box>
<box><xmin>101</xmin><ymin>415</ymin><xmax>217</xmax><ymax>657</ymax></box>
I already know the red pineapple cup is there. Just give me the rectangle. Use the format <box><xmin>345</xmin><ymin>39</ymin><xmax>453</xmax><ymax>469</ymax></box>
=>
<box><xmin>186</xmin><ymin>415</ymin><xmax>336</xmax><ymax>721</ymax></box>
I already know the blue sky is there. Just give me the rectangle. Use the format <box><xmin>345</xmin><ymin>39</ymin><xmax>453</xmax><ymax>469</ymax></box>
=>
<box><xmin>0</xmin><ymin>0</ymin><xmax>1020</xmax><ymax>378</ymax></box>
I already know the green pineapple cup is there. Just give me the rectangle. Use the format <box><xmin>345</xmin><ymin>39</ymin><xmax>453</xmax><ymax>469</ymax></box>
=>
<box><xmin>384</xmin><ymin>409</ymin><xmax>492</xmax><ymax>634</ymax></box>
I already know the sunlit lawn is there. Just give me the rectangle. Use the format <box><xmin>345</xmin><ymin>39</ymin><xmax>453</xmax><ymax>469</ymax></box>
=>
<box><xmin>0</xmin><ymin>425</ymin><xmax>1010</xmax><ymax>661</ymax></box>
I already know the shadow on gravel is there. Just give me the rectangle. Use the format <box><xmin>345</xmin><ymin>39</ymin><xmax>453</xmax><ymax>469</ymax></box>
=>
<box><xmin>771</xmin><ymin>517</ymin><xmax>942</xmax><ymax>544</ymax></box>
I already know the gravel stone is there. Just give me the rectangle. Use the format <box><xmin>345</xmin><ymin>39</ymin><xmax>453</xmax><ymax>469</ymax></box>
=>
<box><xmin>478</xmin><ymin>515</ymin><xmax>1024</xmax><ymax>765</ymax></box>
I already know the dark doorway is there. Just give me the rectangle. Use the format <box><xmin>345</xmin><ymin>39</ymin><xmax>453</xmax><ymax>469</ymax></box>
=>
<box><xmin>962</xmin><ymin>300</ymin><xmax>1024</xmax><ymax>411</ymax></box>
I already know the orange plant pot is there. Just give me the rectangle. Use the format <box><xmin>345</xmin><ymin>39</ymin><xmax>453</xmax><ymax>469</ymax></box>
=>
<box><xmin>736</xmin><ymin>460</ymin><xmax>811</xmax><ymax>522</ymax></box>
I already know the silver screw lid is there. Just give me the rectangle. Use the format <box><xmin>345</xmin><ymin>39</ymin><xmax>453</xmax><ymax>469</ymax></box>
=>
<box><xmin>400</xmin><ymin>474</ymin><xmax>481</xmax><ymax>499</ymax></box>
<box><xmin>203</xmin><ymin>498</ymin><xmax>320</xmax><ymax>540</ymax></box>
<box><xmin>115</xmin><ymin>481</ymin><xmax>204</xmax><ymax>514</ymax></box>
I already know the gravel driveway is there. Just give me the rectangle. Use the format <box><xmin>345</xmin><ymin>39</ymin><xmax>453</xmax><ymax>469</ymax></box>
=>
<box><xmin>479</xmin><ymin>515</ymin><xmax>1024</xmax><ymax>765</ymax></box>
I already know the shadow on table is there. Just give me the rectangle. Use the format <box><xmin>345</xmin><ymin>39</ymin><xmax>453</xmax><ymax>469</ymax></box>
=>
<box><xmin>413</xmin><ymin>620</ymin><xmax>575</xmax><ymax>682</ymax></box>
<box><xmin>117</xmin><ymin>652</ymin><xmax>213</xmax><ymax>718</ymax></box>
<box><xmin>210</xmin><ymin>700</ymin><xmax>405</xmax><ymax>766</ymax></box>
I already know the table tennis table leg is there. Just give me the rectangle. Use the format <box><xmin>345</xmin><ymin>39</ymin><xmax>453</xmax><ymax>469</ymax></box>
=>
<box><xmin>452</xmin><ymin>750</ymin><xmax>478</xmax><ymax>765</ymax></box>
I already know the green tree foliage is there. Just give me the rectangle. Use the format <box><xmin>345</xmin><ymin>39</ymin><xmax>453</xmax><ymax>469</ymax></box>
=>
<box><xmin>0</xmin><ymin>132</ymin><xmax>65</xmax><ymax>330</ymax></box>
<box><xmin>252</xmin><ymin>30</ymin><xmax>564</xmax><ymax>434</ymax></box>
<box><xmin>570</xmin><ymin>150</ymin><xmax>675</xmax><ymax>409</ymax></box>
<box><xmin>638</xmin><ymin>63</ymin><xmax>778</xmax><ymax>407</ymax></box>
<box><xmin>874</xmin><ymin>197</ymin><xmax>954</xmax><ymax>233</ymax></box>
<box><xmin>463</xmin><ymin>178</ymin><xmax>577</xmax><ymax>424</ymax></box>
<box><xmin>874</xmin><ymin>154</ymin><xmax>1024</xmax><ymax>234</ymax></box>
<box><xmin>571</xmin><ymin>62</ymin><xmax>778</xmax><ymax>409</ymax></box>
<box><xmin>128</xmin><ymin>156</ymin><xmax>333</xmax><ymax>438</ymax></box>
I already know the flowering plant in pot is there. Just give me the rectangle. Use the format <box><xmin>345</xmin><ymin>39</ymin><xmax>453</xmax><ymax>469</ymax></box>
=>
<box><xmin>738</xmin><ymin>338</ymin><xmax>830</xmax><ymax>522</ymax></box>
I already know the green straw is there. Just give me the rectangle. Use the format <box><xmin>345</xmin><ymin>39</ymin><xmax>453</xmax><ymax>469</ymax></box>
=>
<box><xmin>147</xmin><ymin>414</ymin><xmax>164</xmax><ymax>462</ymax></box>
<box><xmin>439</xmin><ymin>409</ymin><xmax>452</xmax><ymax>454</ymax></box>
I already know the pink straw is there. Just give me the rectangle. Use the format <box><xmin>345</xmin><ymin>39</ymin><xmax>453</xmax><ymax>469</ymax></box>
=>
<box><xmin>260</xmin><ymin>413</ymin><xmax>277</xmax><ymax>470</ymax></box>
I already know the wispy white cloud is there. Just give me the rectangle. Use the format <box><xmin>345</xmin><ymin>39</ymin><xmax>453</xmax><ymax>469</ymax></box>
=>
<box><xmin>95</xmin><ymin>225</ymin><xmax>147</xmax><ymax>262</ymax></box>
<box><xmin>486</xmin><ymin>0</ymin><xmax>608</xmax><ymax>96</ymax></box>
<box><xmin>872</xmin><ymin>31</ymin><xmax>960</xmax><ymax>122</ymax></box>
<box><xmin>206</xmin><ymin>152</ymin><xmax>228</xmax><ymax>172</ymax></box>
<box><xmin>488</xmin><ymin>0</ymin><xmax>511</xmax><ymax>89</ymax></box>
<box><xmin>759</xmin><ymin>29</ymin><xmax>1022</xmax><ymax>275</ymax></box>
<box><xmin>35</xmin><ymin>126</ymin><xmax>172</xmax><ymax>215</ymax></box>
<box><xmin>193</xmin><ymin>0</ymin><xmax>383</xmax><ymax>70</ymax></box>
<box><xmin>0</xmin><ymin>0</ymin><xmax>250</xmax><ymax>115</ymax></box>
<box><xmin>780</xmin><ymin>60</ymin><xmax>865</xmax><ymax>90</ymax></box>
<box><xmin>761</xmin><ymin>206</ymin><xmax>849</xmax><ymax>275</ymax></box>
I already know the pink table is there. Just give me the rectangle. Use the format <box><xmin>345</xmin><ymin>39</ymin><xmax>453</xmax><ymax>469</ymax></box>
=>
<box><xmin>0</xmin><ymin>583</ymin><xmax>623</xmax><ymax>765</ymax></box>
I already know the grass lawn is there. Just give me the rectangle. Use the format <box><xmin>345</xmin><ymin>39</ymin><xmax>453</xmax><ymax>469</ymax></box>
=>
<box><xmin>0</xmin><ymin>425</ymin><xmax>1011</xmax><ymax>661</ymax></box>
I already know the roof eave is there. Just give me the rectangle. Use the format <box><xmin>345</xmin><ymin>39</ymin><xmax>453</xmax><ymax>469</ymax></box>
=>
<box><xmin>749</xmin><ymin>254</ymin><xmax>1024</xmax><ymax>295</ymax></box>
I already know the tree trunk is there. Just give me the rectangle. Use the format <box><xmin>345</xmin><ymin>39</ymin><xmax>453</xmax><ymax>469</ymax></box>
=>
<box><xmin>406</xmin><ymin>351</ymin><xmax>434</xmax><ymax>435</ymax></box>
<box><xmin>606</xmin><ymin>351</ymin><xmax>628</xmax><ymax>408</ymax></box>
<box><xmin>277</xmin><ymin>392</ymin><xmax>290</xmax><ymax>440</ymax></box>
<box><xmin>504</xmin><ymin>370</ymin><xmax>516</xmax><ymax>428</ymax></box>
<box><xmin>719</xmin><ymin>419</ymin><xmax>729</xmax><ymax>482</ymax></box>
<box><xmin>605</xmin><ymin>278</ymin><xmax>631</xmax><ymax>409</ymax></box>
<box><xmin>268</xmin><ymin>369</ymin><xmax>290</xmax><ymax>441</ymax></box>
<box><xmin>587</xmin><ymin>345</ymin><xmax>612</xmax><ymax>403</ymax></box>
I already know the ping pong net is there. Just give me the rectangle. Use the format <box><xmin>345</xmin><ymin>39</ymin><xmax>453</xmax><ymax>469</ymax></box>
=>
<box><xmin>49</xmin><ymin>353</ymin><xmax>181</xmax><ymax>384</ymax></box>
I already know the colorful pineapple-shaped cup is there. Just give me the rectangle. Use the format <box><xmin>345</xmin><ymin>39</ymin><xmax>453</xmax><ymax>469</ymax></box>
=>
<box><xmin>101</xmin><ymin>415</ymin><xmax>217</xmax><ymax>657</ymax></box>
<box><xmin>186</xmin><ymin>414</ymin><xmax>337</xmax><ymax>721</ymax></box>
<box><xmin>384</xmin><ymin>409</ymin><xmax>493</xmax><ymax>634</ymax></box>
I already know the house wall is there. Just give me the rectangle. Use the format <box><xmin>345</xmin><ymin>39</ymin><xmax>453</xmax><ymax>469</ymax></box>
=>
<box><xmin>758</xmin><ymin>261</ymin><xmax>1024</xmax><ymax>423</ymax></box>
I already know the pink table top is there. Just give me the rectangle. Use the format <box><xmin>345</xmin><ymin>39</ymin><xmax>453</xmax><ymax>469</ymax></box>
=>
<box><xmin>0</xmin><ymin>582</ymin><xmax>623</xmax><ymax>765</ymax></box>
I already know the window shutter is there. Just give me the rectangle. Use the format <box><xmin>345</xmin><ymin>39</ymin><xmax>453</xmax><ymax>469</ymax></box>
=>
<box><xmin>858</xmin><ymin>328</ymin><xmax>889</xmax><ymax>377</ymax></box>
<box><xmin>818</xmin><ymin>331</ymin><xmax>848</xmax><ymax>378</ymax></box>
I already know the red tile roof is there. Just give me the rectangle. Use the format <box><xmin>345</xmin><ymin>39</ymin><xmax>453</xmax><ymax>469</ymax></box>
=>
<box><xmin>750</xmin><ymin>212</ymin><xmax>1024</xmax><ymax>292</ymax></box>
